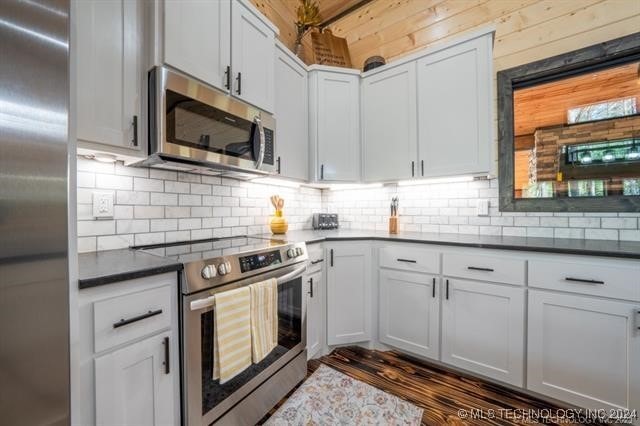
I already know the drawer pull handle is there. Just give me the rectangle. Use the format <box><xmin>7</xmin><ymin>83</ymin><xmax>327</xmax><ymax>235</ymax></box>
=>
<box><xmin>310</xmin><ymin>259</ymin><xmax>324</xmax><ymax>265</ymax></box>
<box><xmin>113</xmin><ymin>309</ymin><xmax>163</xmax><ymax>329</ymax></box>
<box><xmin>397</xmin><ymin>258</ymin><xmax>417</xmax><ymax>263</ymax></box>
<box><xmin>565</xmin><ymin>277</ymin><xmax>605</xmax><ymax>285</ymax></box>
<box><xmin>467</xmin><ymin>266</ymin><xmax>494</xmax><ymax>272</ymax></box>
<box><xmin>446</xmin><ymin>279</ymin><xmax>450</xmax><ymax>300</ymax></box>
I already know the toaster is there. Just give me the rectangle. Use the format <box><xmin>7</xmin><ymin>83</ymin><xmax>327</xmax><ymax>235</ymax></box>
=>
<box><xmin>312</xmin><ymin>213</ymin><xmax>339</xmax><ymax>230</ymax></box>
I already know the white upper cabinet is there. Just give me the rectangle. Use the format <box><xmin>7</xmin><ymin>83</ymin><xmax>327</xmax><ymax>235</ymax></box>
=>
<box><xmin>274</xmin><ymin>43</ymin><xmax>308</xmax><ymax>180</ymax></box>
<box><xmin>163</xmin><ymin>0</ymin><xmax>275</xmax><ymax>112</ymax></box>
<box><xmin>309</xmin><ymin>67</ymin><xmax>361</xmax><ymax>182</ymax></box>
<box><xmin>417</xmin><ymin>33</ymin><xmax>493</xmax><ymax>177</ymax></box>
<box><xmin>164</xmin><ymin>0</ymin><xmax>231</xmax><ymax>93</ymax></box>
<box><xmin>326</xmin><ymin>243</ymin><xmax>372</xmax><ymax>345</ymax></box>
<box><xmin>76</xmin><ymin>0</ymin><xmax>142</xmax><ymax>151</ymax></box>
<box><xmin>362</xmin><ymin>63</ymin><xmax>417</xmax><ymax>182</ymax></box>
<box><xmin>231</xmin><ymin>0</ymin><xmax>276</xmax><ymax>112</ymax></box>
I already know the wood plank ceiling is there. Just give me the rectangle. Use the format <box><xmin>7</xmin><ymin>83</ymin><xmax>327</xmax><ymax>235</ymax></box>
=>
<box><xmin>252</xmin><ymin>0</ymin><xmax>640</xmax><ymax>71</ymax></box>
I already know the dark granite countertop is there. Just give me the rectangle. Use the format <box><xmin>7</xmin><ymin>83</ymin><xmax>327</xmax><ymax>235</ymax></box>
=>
<box><xmin>78</xmin><ymin>248</ymin><xmax>183</xmax><ymax>289</ymax></box>
<box><xmin>263</xmin><ymin>229</ymin><xmax>640</xmax><ymax>260</ymax></box>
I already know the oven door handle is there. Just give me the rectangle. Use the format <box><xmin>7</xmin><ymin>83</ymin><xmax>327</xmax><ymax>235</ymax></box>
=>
<box><xmin>189</xmin><ymin>264</ymin><xmax>308</xmax><ymax>311</ymax></box>
<box><xmin>254</xmin><ymin>116</ymin><xmax>266</xmax><ymax>170</ymax></box>
<box><xmin>275</xmin><ymin>264</ymin><xmax>307</xmax><ymax>285</ymax></box>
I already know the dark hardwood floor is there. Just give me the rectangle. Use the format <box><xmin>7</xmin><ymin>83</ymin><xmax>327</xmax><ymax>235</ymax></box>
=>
<box><xmin>262</xmin><ymin>346</ymin><xmax>600</xmax><ymax>426</ymax></box>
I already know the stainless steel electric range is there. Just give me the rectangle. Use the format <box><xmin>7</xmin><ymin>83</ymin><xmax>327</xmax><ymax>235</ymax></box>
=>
<box><xmin>135</xmin><ymin>236</ymin><xmax>308</xmax><ymax>425</ymax></box>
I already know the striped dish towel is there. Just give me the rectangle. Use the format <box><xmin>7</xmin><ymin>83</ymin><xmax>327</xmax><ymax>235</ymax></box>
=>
<box><xmin>212</xmin><ymin>286</ymin><xmax>252</xmax><ymax>384</ymax></box>
<box><xmin>249</xmin><ymin>278</ymin><xmax>278</xmax><ymax>363</ymax></box>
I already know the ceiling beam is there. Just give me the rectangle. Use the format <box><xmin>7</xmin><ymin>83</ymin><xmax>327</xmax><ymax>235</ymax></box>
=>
<box><xmin>319</xmin><ymin>0</ymin><xmax>375</xmax><ymax>30</ymax></box>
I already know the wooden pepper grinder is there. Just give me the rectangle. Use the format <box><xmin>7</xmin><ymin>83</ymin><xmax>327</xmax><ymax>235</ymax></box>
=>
<box><xmin>389</xmin><ymin>196</ymin><xmax>399</xmax><ymax>234</ymax></box>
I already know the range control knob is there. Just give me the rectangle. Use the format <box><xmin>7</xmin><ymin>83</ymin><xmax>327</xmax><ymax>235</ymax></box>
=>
<box><xmin>296</xmin><ymin>247</ymin><xmax>303</xmax><ymax>256</ymax></box>
<box><xmin>201</xmin><ymin>265</ymin><xmax>217</xmax><ymax>279</ymax></box>
<box><xmin>224</xmin><ymin>261</ymin><xmax>231</xmax><ymax>273</ymax></box>
<box><xmin>287</xmin><ymin>248</ymin><xmax>296</xmax><ymax>259</ymax></box>
<box><xmin>218</xmin><ymin>263</ymin><xmax>227</xmax><ymax>275</ymax></box>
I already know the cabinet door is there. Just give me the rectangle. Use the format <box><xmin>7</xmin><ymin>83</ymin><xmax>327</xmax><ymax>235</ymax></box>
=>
<box><xmin>362</xmin><ymin>63</ymin><xmax>417</xmax><ymax>182</ymax></box>
<box><xmin>275</xmin><ymin>46</ymin><xmax>308</xmax><ymax>181</ymax></box>
<box><xmin>441</xmin><ymin>279</ymin><xmax>525</xmax><ymax>386</ymax></box>
<box><xmin>528</xmin><ymin>290</ymin><xmax>640</xmax><ymax>412</ymax></box>
<box><xmin>76</xmin><ymin>0</ymin><xmax>141</xmax><ymax>149</ymax></box>
<box><xmin>306</xmin><ymin>270</ymin><xmax>324</xmax><ymax>359</ymax></box>
<box><xmin>314</xmin><ymin>72</ymin><xmax>360</xmax><ymax>182</ymax></box>
<box><xmin>231</xmin><ymin>0</ymin><xmax>275</xmax><ymax>112</ymax></box>
<box><xmin>326</xmin><ymin>244</ymin><xmax>371</xmax><ymax>345</ymax></box>
<box><xmin>417</xmin><ymin>34</ymin><xmax>492</xmax><ymax>177</ymax></box>
<box><xmin>95</xmin><ymin>332</ymin><xmax>177</xmax><ymax>426</ymax></box>
<box><xmin>164</xmin><ymin>0</ymin><xmax>231</xmax><ymax>92</ymax></box>
<box><xmin>379</xmin><ymin>270</ymin><xmax>439</xmax><ymax>359</ymax></box>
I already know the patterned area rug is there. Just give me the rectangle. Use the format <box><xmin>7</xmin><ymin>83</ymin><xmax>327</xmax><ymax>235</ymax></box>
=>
<box><xmin>265</xmin><ymin>364</ymin><xmax>424</xmax><ymax>425</ymax></box>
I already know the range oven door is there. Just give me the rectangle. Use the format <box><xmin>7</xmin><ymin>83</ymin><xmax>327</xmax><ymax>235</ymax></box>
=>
<box><xmin>183</xmin><ymin>263</ymin><xmax>306</xmax><ymax>426</ymax></box>
<box><xmin>149</xmin><ymin>66</ymin><xmax>276</xmax><ymax>174</ymax></box>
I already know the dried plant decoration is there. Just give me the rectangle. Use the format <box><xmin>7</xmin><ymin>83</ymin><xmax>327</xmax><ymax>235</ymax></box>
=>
<box><xmin>294</xmin><ymin>0</ymin><xmax>322</xmax><ymax>59</ymax></box>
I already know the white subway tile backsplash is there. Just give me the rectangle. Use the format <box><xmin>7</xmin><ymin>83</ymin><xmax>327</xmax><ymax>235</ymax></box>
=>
<box><xmin>179</xmin><ymin>194</ymin><xmax>202</xmax><ymax>206</ymax></box>
<box><xmin>78</xmin><ymin>220</ymin><xmax>115</xmax><ymax>236</ymax></box>
<box><xmin>569</xmin><ymin>217</ymin><xmax>600</xmax><ymax>228</ymax></box>
<box><xmin>165</xmin><ymin>181</ymin><xmax>190</xmax><ymax>193</ymax></box>
<box><xmin>151</xmin><ymin>192</ymin><xmax>178</xmax><ymax>206</ymax></box>
<box><xmin>117</xmin><ymin>190</ymin><xmax>149</xmax><ymax>205</ymax></box>
<box><xmin>134</xmin><ymin>177</ymin><xmax>164</xmax><ymax>192</ymax></box>
<box><xmin>178</xmin><ymin>218</ymin><xmax>202</xmax><ymax>230</ymax></box>
<box><xmin>134</xmin><ymin>206</ymin><xmax>164</xmax><ymax>219</ymax></box>
<box><xmin>95</xmin><ymin>174</ymin><xmax>132</xmax><ymax>190</ymax></box>
<box><xmin>117</xmin><ymin>219</ymin><xmax>149</xmax><ymax>234</ymax></box>
<box><xmin>585</xmin><ymin>229</ymin><xmax>618</xmax><ymax>240</ymax></box>
<box><xmin>78</xmin><ymin>159</ymin><xmax>637</xmax><ymax>253</ymax></box>
<box><xmin>601</xmin><ymin>217</ymin><xmax>637</xmax><ymax>229</ymax></box>
<box><xmin>97</xmin><ymin>234</ymin><xmax>134</xmax><ymax>251</ymax></box>
<box><xmin>134</xmin><ymin>232</ymin><xmax>165</xmax><ymax>246</ymax></box>
<box><xmin>191</xmin><ymin>183</ymin><xmax>212</xmax><ymax>195</ymax></box>
<box><xmin>150</xmin><ymin>219</ymin><xmax>178</xmax><ymax>232</ymax></box>
<box><xmin>620</xmin><ymin>230</ymin><xmax>640</xmax><ymax>241</ymax></box>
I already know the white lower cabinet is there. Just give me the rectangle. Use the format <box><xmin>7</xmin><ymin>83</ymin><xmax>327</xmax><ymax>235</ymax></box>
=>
<box><xmin>306</xmin><ymin>269</ymin><xmax>324</xmax><ymax>359</ymax></box>
<box><xmin>441</xmin><ymin>278</ymin><xmax>525</xmax><ymax>386</ymax></box>
<box><xmin>326</xmin><ymin>243</ymin><xmax>372</xmax><ymax>345</ymax></box>
<box><xmin>379</xmin><ymin>270</ymin><xmax>439</xmax><ymax>359</ymax></box>
<box><xmin>78</xmin><ymin>273</ymin><xmax>180</xmax><ymax>426</ymax></box>
<box><xmin>528</xmin><ymin>290</ymin><xmax>640</xmax><ymax>412</ymax></box>
<box><xmin>95</xmin><ymin>331</ymin><xmax>175</xmax><ymax>426</ymax></box>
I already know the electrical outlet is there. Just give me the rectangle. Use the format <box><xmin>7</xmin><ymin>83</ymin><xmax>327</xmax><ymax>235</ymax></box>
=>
<box><xmin>477</xmin><ymin>199</ymin><xmax>490</xmax><ymax>216</ymax></box>
<box><xmin>93</xmin><ymin>191</ymin><xmax>114</xmax><ymax>219</ymax></box>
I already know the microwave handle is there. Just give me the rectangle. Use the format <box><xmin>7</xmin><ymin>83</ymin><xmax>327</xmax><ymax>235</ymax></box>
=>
<box><xmin>254</xmin><ymin>116</ymin><xmax>266</xmax><ymax>169</ymax></box>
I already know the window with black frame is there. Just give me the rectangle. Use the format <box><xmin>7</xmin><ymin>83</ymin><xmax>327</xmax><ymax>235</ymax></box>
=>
<box><xmin>498</xmin><ymin>32</ymin><xmax>640</xmax><ymax>212</ymax></box>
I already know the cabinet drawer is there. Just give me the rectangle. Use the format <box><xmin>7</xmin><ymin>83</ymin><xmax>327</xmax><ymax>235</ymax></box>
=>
<box><xmin>529</xmin><ymin>258</ymin><xmax>640</xmax><ymax>301</ymax></box>
<box><xmin>379</xmin><ymin>245</ymin><xmax>439</xmax><ymax>274</ymax></box>
<box><xmin>307</xmin><ymin>244</ymin><xmax>325</xmax><ymax>274</ymax></box>
<box><xmin>443</xmin><ymin>252</ymin><xmax>525</xmax><ymax>285</ymax></box>
<box><xmin>94</xmin><ymin>284</ymin><xmax>173</xmax><ymax>353</ymax></box>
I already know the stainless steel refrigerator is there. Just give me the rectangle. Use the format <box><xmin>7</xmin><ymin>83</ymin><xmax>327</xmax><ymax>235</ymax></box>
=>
<box><xmin>0</xmin><ymin>0</ymin><xmax>71</xmax><ymax>424</ymax></box>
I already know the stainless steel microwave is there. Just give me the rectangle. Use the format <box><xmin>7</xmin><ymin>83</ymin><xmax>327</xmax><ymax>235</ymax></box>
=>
<box><xmin>143</xmin><ymin>66</ymin><xmax>276</xmax><ymax>177</ymax></box>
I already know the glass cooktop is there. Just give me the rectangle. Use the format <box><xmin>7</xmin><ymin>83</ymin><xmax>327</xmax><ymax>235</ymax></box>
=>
<box><xmin>133</xmin><ymin>236</ymin><xmax>288</xmax><ymax>263</ymax></box>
